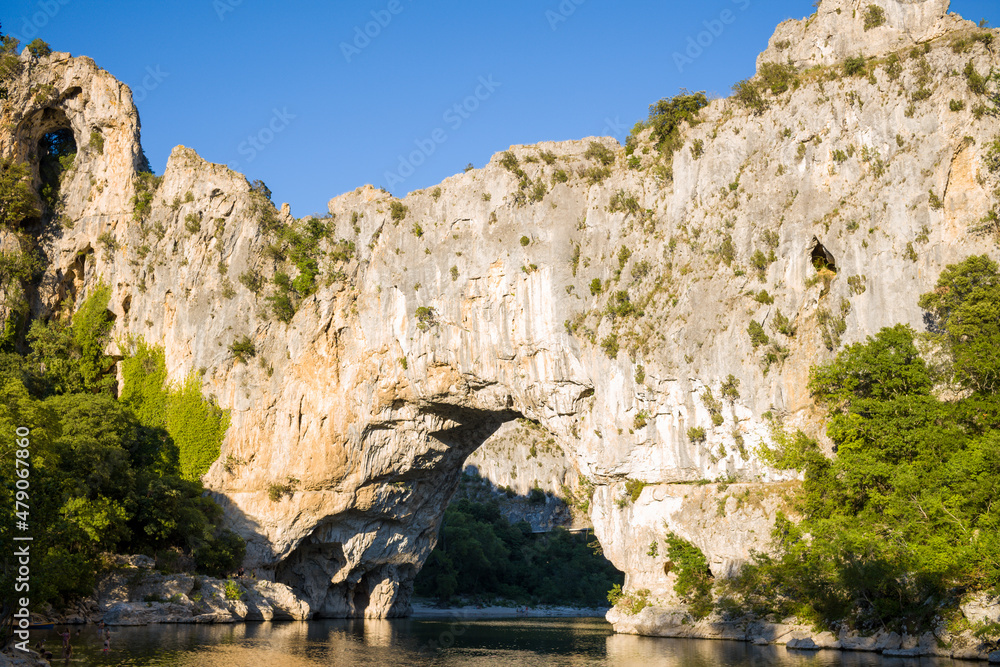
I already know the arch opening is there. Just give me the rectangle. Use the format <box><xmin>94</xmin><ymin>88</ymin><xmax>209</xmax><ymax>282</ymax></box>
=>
<box><xmin>37</xmin><ymin>120</ymin><xmax>76</xmax><ymax>216</ymax></box>
<box><xmin>270</xmin><ymin>408</ymin><xmax>623</xmax><ymax>619</ymax></box>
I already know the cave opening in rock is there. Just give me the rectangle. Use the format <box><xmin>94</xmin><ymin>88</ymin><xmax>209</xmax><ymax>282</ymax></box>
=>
<box><xmin>37</xmin><ymin>122</ymin><xmax>76</xmax><ymax>215</ymax></box>
<box><xmin>810</xmin><ymin>239</ymin><xmax>837</xmax><ymax>273</ymax></box>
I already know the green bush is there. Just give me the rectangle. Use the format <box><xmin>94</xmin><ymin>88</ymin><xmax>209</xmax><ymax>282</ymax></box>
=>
<box><xmin>238</xmin><ymin>270</ymin><xmax>263</xmax><ymax>294</ymax></box>
<box><xmin>584</xmin><ymin>142</ymin><xmax>615</xmax><ymax>166</ymax></box>
<box><xmin>607</xmin><ymin>584</ymin><xmax>651</xmax><ymax>615</ymax></box>
<box><xmin>664</xmin><ymin>533</ymin><xmax>713</xmax><ymax>618</ymax></box>
<box><xmin>589</xmin><ymin>278</ymin><xmax>603</xmax><ymax>296</ymax></box>
<box><xmin>390</xmin><ymin>199</ymin><xmax>408</xmax><ymax>222</ymax></box>
<box><xmin>624</xmin><ymin>479</ymin><xmax>647</xmax><ymax>503</ymax></box>
<box><xmin>918</xmin><ymin>255</ymin><xmax>1000</xmax><ymax>393</ymax></box>
<box><xmin>844</xmin><ymin>55</ymin><xmax>867</xmax><ymax>77</ymax></box>
<box><xmin>720</xmin><ymin>375</ymin><xmax>740</xmax><ymax>401</ymax></box>
<box><xmin>732</xmin><ymin>79</ymin><xmax>767</xmax><ymax>114</ymax></box>
<box><xmin>26</xmin><ymin>38</ymin><xmax>51</xmax><ymax>57</ymax></box>
<box><xmin>634</xmin><ymin>91</ymin><xmax>708</xmax><ymax>161</ymax></box>
<box><xmin>131</xmin><ymin>171</ymin><xmax>162</xmax><ymax>223</ymax></box>
<box><xmin>687</xmin><ymin>426</ymin><xmax>706</xmax><ymax>443</ymax></box>
<box><xmin>228</xmin><ymin>336</ymin><xmax>256</xmax><ymax>363</ymax></box>
<box><xmin>0</xmin><ymin>159</ymin><xmax>39</xmax><ymax>230</ymax></box>
<box><xmin>758</xmin><ymin>61</ymin><xmax>799</xmax><ymax>95</ymax></box>
<box><xmin>600</xmin><ymin>333</ymin><xmax>619</xmax><ymax>358</ymax></box>
<box><xmin>609</xmin><ymin>190</ymin><xmax>641</xmax><ymax>217</ymax></box>
<box><xmin>184</xmin><ymin>214</ymin><xmax>201</xmax><ymax>233</ymax></box>
<box><xmin>748</xmin><ymin>321</ymin><xmax>769</xmax><ymax>348</ymax></box>
<box><xmin>196</xmin><ymin>530</ymin><xmax>246</xmax><ymax>578</ymax></box>
<box><xmin>817</xmin><ymin>303</ymin><xmax>848</xmax><ymax>350</ymax></box>
<box><xmin>266</xmin><ymin>287</ymin><xmax>296</xmax><ymax>323</ymax></box>
<box><xmin>862</xmin><ymin>5</ymin><xmax>886</xmax><ymax>31</ymax></box>
<box><xmin>772</xmin><ymin>309</ymin><xmax>797</xmax><ymax>337</ymax></box>
<box><xmin>606</xmin><ymin>291</ymin><xmax>635</xmax><ymax>319</ymax></box>
<box><xmin>164</xmin><ymin>373</ymin><xmax>229</xmax><ymax>480</ymax></box>
<box><xmin>27</xmin><ymin>283</ymin><xmax>116</xmax><ymax>395</ymax></box>
<box><xmin>222</xmin><ymin>578</ymin><xmax>244</xmax><ymax>600</ymax></box>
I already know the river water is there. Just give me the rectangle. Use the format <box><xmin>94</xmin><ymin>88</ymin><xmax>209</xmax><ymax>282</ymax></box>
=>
<box><xmin>32</xmin><ymin>618</ymin><xmax>969</xmax><ymax>666</ymax></box>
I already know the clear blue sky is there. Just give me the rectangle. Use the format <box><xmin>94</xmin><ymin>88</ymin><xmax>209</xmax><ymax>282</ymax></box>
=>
<box><xmin>3</xmin><ymin>0</ymin><xmax>994</xmax><ymax>216</ymax></box>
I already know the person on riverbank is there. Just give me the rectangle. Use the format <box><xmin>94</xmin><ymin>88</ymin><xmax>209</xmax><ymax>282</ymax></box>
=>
<box><xmin>58</xmin><ymin>628</ymin><xmax>70</xmax><ymax>649</ymax></box>
<box><xmin>103</xmin><ymin>631</ymin><xmax>111</xmax><ymax>653</ymax></box>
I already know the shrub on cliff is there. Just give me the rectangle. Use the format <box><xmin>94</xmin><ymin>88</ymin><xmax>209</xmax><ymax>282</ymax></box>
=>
<box><xmin>733</xmin><ymin>79</ymin><xmax>767</xmax><ymax>114</ymax></box>
<box><xmin>0</xmin><ymin>158</ymin><xmax>39</xmax><ymax>229</ymax></box>
<box><xmin>26</xmin><ymin>38</ymin><xmax>51</xmax><ymax>57</ymax></box>
<box><xmin>862</xmin><ymin>5</ymin><xmax>886</xmax><ymax>31</ymax></box>
<box><xmin>664</xmin><ymin>533</ymin><xmax>713</xmax><ymax>619</ymax></box>
<box><xmin>629</xmin><ymin>90</ymin><xmax>708</xmax><ymax>163</ymax></box>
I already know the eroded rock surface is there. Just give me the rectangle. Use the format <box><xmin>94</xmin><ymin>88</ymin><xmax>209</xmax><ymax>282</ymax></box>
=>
<box><xmin>2</xmin><ymin>0</ymin><xmax>999</xmax><ymax>620</ymax></box>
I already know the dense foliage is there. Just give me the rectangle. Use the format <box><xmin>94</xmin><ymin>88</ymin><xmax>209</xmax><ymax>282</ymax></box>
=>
<box><xmin>122</xmin><ymin>340</ymin><xmax>229</xmax><ymax>480</ymax></box>
<box><xmin>413</xmin><ymin>499</ymin><xmax>622</xmax><ymax>607</ymax></box>
<box><xmin>664</xmin><ymin>533</ymin><xmax>713</xmax><ymax>618</ymax></box>
<box><xmin>1</xmin><ymin>288</ymin><xmax>241</xmax><ymax>613</ymax></box>
<box><xmin>722</xmin><ymin>256</ymin><xmax>1000</xmax><ymax>632</ymax></box>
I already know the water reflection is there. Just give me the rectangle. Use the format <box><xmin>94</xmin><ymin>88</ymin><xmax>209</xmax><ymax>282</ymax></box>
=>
<box><xmin>32</xmin><ymin>619</ymin><xmax>966</xmax><ymax>666</ymax></box>
<box><xmin>605</xmin><ymin>633</ymin><xmax>959</xmax><ymax>667</ymax></box>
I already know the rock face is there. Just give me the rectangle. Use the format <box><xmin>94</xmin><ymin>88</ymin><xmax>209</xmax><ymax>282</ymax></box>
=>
<box><xmin>758</xmin><ymin>0</ymin><xmax>960</xmax><ymax>70</ymax></box>
<box><xmin>2</xmin><ymin>1</ymin><xmax>999</xmax><ymax>620</ymax></box>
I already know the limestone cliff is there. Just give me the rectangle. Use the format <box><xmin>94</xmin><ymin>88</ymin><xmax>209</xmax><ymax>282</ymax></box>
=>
<box><xmin>2</xmin><ymin>0</ymin><xmax>998</xmax><ymax>620</ymax></box>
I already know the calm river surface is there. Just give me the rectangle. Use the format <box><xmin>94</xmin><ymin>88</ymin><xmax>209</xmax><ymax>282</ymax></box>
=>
<box><xmin>34</xmin><ymin>618</ymin><xmax>970</xmax><ymax>666</ymax></box>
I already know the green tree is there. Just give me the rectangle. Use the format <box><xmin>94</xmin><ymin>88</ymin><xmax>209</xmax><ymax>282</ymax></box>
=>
<box><xmin>26</xmin><ymin>284</ymin><xmax>116</xmax><ymax>395</ymax></box>
<box><xmin>918</xmin><ymin>255</ymin><xmax>1000</xmax><ymax>394</ymax></box>
<box><xmin>26</xmin><ymin>38</ymin><xmax>51</xmax><ymax>57</ymax></box>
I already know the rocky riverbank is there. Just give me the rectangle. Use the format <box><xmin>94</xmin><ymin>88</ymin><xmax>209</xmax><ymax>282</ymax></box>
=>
<box><xmin>0</xmin><ymin>650</ymin><xmax>50</xmax><ymax>667</ymax></box>
<box><xmin>607</xmin><ymin>594</ymin><xmax>1000</xmax><ymax>662</ymax></box>
<box><xmin>30</xmin><ymin>556</ymin><xmax>311</xmax><ymax>627</ymax></box>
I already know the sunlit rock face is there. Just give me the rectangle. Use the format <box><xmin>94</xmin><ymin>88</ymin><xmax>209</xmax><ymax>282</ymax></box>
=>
<box><xmin>2</xmin><ymin>0</ymin><xmax>998</xmax><ymax>617</ymax></box>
